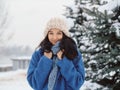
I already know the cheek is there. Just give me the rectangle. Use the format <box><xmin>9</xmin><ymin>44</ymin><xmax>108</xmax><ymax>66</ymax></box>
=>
<box><xmin>48</xmin><ymin>36</ymin><xmax>52</xmax><ymax>41</ymax></box>
<box><xmin>58</xmin><ymin>36</ymin><xmax>62</xmax><ymax>40</ymax></box>
<box><xmin>58</xmin><ymin>35</ymin><xmax>63</xmax><ymax>40</ymax></box>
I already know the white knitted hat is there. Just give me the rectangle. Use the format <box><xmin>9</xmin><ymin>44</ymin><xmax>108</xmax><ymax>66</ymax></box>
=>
<box><xmin>44</xmin><ymin>17</ymin><xmax>70</xmax><ymax>37</ymax></box>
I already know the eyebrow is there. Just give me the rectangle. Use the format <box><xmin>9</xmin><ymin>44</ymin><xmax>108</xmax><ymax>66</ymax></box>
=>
<box><xmin>48</xmin><ymin>30</ymin><xmax>62</xmax><ymax>33</ymax></box>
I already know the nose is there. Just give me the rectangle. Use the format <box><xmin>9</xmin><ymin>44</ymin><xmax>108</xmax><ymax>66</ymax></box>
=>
<box><xmin>53</xmin><ymin>35</ymin><xmax>58</xmax><ymax>41</ymax></box>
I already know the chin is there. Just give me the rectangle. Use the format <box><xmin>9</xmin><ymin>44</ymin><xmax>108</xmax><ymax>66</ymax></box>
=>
<box><xmin>52</xmin><ymin>42</ymin><xmax>56</xmax><ymax>45</ymax></box>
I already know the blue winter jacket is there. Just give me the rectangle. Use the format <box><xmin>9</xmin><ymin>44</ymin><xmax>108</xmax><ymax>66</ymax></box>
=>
<box><xmin>27</xmin><ymin>49</ymin><xmax>85</xmax><ymax>90</ymax></box>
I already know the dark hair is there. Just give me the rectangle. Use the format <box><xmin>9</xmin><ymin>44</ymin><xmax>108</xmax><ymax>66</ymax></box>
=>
<box><xmin>36</xmin><ymin>33</ymin><xmax>78</xmax><ymax>60</ymax></box>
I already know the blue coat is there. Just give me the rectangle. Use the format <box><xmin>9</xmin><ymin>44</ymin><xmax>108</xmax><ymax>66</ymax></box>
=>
<box><xmin>27</xmin><ymin>49</ymin><xmax>85</xmax><ymax>90</ymax></box>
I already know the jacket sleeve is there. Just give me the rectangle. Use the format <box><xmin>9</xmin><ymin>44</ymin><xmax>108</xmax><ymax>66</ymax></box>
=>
<box><xmin>27</xmin><ymin>50</ymin><xmax>53</xmax><ymax>90</ymax></box>
<box><xmin>56</xmin><ymin>51</ymin><xmax>85</xmax><ymax>90</ymax></box>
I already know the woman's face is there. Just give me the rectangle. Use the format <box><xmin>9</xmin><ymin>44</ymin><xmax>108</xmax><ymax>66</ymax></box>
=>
<box><xmin>48</xmin><ymin>28</ymin><xmax>63</xmax><ymax>45</ymax></box>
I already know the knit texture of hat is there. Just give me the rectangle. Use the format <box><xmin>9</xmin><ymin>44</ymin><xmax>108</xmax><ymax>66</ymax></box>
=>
<box><xmin>44</xmin><ymin>17</ymin><xmax>70</xmax><ymax>37</ymax></box>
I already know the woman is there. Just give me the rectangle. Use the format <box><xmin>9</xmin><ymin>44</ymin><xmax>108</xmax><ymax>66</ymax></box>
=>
<box><xmin>27</xmin><ymin>17</ymin><xmax>85</xmax><ymax>90</ymax></box>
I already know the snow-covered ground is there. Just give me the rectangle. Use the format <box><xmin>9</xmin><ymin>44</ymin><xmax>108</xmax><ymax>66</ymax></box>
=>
<box><xmin>0</xmin><ymin>69</ymin><xmax>103</xmax><ymax>90</ymax></box>
<box><xmin>0</xmin><ymin>70</ymin><xmax>32</xmax><ymax>90</ymax></box>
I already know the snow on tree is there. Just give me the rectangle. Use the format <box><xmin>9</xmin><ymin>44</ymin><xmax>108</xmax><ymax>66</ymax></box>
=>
<box><xmin>64</xmin><ymin>0</ymin><xmax>120</xmax><ymax>89</ymax></box>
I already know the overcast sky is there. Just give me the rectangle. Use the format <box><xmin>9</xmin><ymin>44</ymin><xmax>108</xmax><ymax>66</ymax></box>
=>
<box><xmin>5</xmin><ymin>0</ymin><xmax>73</xmax><ymax>49</ymax></box>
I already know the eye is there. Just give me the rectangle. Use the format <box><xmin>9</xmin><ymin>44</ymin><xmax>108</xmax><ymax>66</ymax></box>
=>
<box><xmin>57</xmin><ymin>32</ymin><xmax>62</xmax><ymax>35</ymax></box>
<box><xmin>48</xmin><ymin>32</ymin><xmax>53</xmax><ymax>35</ymax></box>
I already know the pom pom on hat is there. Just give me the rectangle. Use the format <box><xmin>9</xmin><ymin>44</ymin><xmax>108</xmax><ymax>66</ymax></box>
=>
<box><xmin>44</xmin><ymin>17</ymin><xmax>70</xmax><ymax>37</ymax></box>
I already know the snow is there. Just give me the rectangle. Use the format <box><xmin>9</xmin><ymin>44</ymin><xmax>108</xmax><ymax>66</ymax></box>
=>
<box><xmin>109</xmin><ymin>71</ymin><xmax>116</xmax><ymax>76</ymax></box>
<box><xmin>0</xmin><ymin>69</ymin><xmax>32</xmax><ymax>90</ymax></box>
<box><xmin>112</xmin><ymin>23</ymin><xmax>120</xmax><ymax>38</ymax></box>
<box><xmin>98</xmin><ymin>0</ymin><xmax>120</xmax><ymax>12</ymax></box>
<box><xmin>88</xmin><ymin>60</ymin><xmax>97</xmax><ymax>64</ymax></box>
<box><xmin>0</xmin><ymin>64</ymin><xmax>12</xmax><ymax>68</ymax></box>
<box><xmin>11</xmin><ymin>56</ymin><xmax>31</xmax><ymax>60</ymax></box>
<box><xmin>81</xmin><ymin>80</ymin><xmax>103</xmax><ymax>90</ymax></box>
<box><xmin>1</xmin><ymin>0</ymin><xmax>119</xmax><ymax>90</ymax></box>
<box><xmin>0</xmin><ymin>69</ymin><xmax>103</xmax><ymax>90</ymax></box>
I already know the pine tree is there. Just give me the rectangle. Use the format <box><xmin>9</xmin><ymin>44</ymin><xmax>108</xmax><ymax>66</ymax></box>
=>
<box><xmin>64</xmin><ymin>0</ymin><xmax>120</xmax><ymax>89</ymax></box>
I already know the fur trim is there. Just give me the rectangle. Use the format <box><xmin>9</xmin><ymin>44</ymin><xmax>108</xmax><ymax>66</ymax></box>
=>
<box><xmin>44</xmin><ymin>17</ymin><xmax>70</xmax><ymax>37</ymax></box>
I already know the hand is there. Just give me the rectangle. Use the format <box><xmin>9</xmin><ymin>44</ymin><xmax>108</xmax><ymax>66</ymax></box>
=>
<box><xmin>44</xmin><ymin>51</ymin><xmax>52</xmax><ymax>59</ymax></box>
<box><xmin>57</xmin><ymin>50</ymin><xmax>64</xmax><ymax>60</ymax></box>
